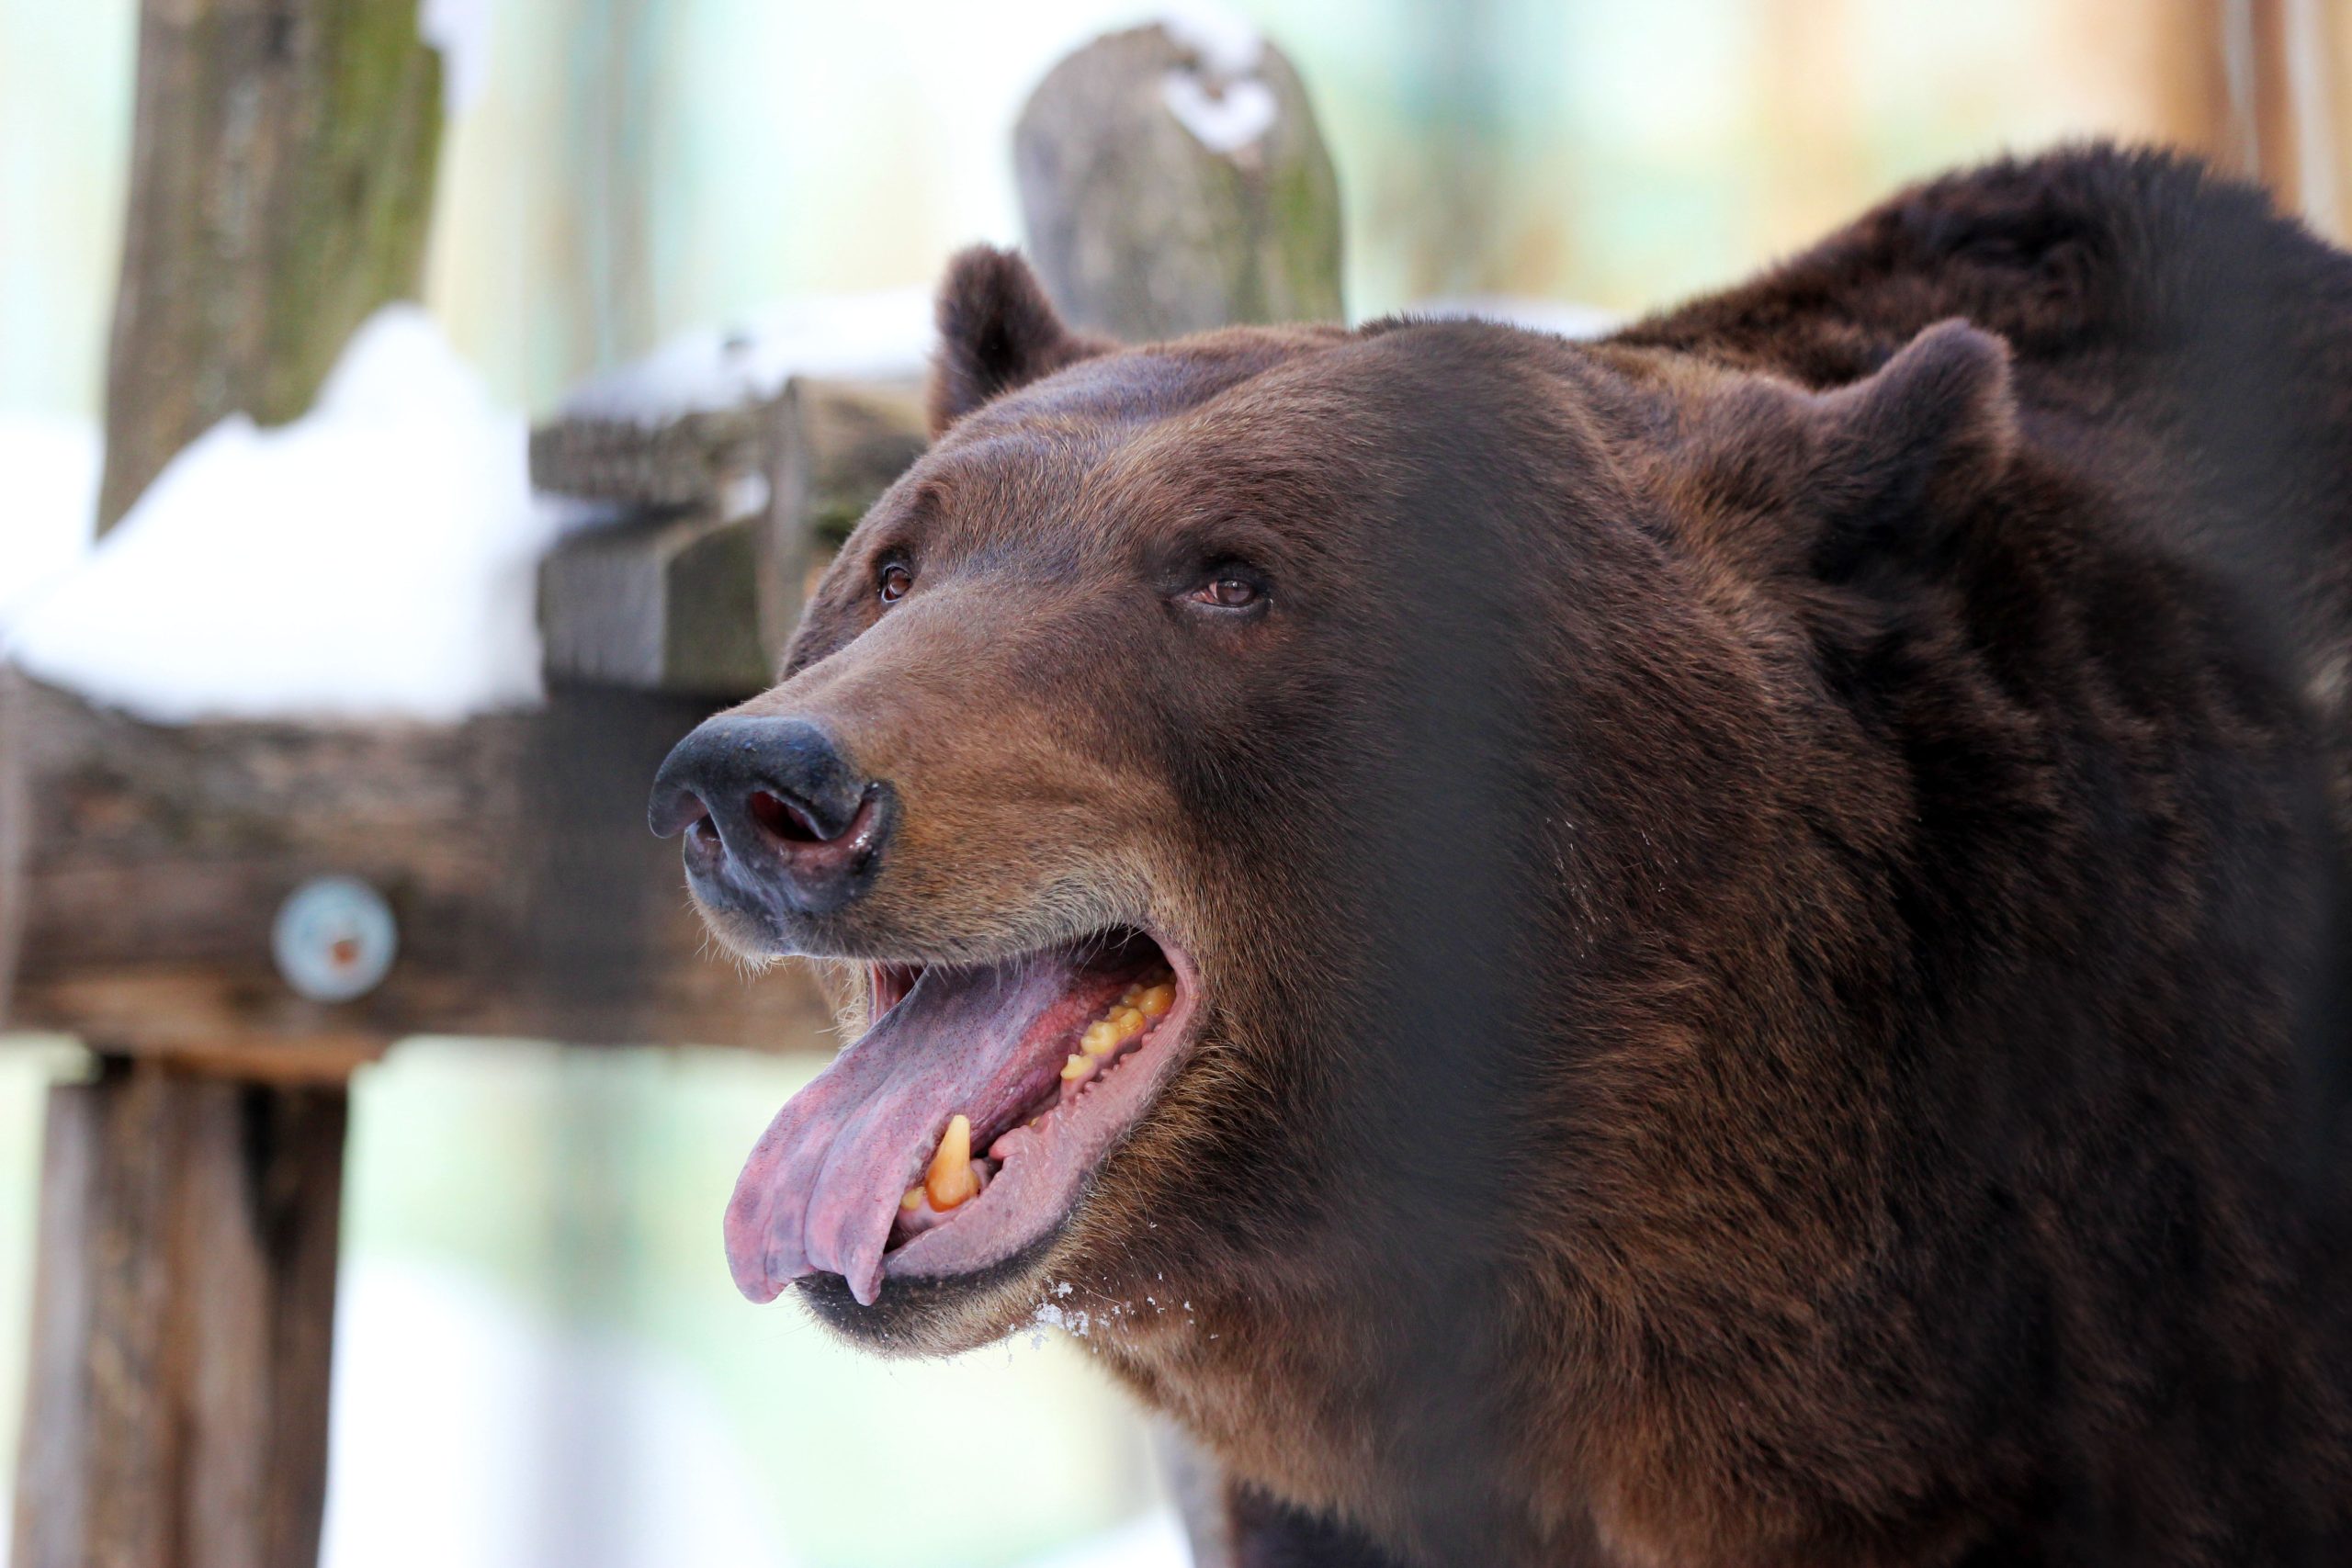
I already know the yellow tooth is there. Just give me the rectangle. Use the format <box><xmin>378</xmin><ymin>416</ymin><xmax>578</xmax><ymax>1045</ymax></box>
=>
<box><xmin>1060</xmin><ymin>1052</ymin><xmax>1093</xmax><ymax>1081</ymax></box>
<box><xmin>1111</xmin><ymin>1005</ymin><xmax>1147</xmax><ymax>1041</ymax></box>
<box><xmin>1081</xmin><ymin>1020</ymin><xmax>1121</xmax><ymax>1056</ymax></box>
<box><xmin>1136</xmin><ymin>983</ymin><xmax>1174</xmax><ymax>1018</ymax></box>
<box><xmin>926</xmin><ymin>1114</ymin><xmax>978</xmax><ymax>1210</ymax></box>
<box><xmin>900</xmin><ymin>1185</ymin><xmax>925</xmax><ymax>1213</ymax></box>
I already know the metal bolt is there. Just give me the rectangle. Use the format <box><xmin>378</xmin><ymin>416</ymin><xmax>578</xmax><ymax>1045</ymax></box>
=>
<box><xmin>271</xmin><ymin>876</ymin><xmax>399</xmax><ymax>1003</ymax></box>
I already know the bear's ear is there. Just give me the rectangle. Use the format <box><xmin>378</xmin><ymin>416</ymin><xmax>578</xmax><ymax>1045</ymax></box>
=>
<box><xmin>1802</xmin><ymin>319</ymin><xmax>2018</xmax><ymax>577</ymax></box>
<box><xmin>926</xmin><ymin>246</ymin><xmax>1115</xmax><ymax>437</ymax></box>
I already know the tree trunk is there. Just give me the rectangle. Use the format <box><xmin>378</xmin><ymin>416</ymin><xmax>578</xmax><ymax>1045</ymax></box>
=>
<box><xmin>95</xmin><ymin>0</ymin><xmax>444</xmax><ymax>534</ymax></box>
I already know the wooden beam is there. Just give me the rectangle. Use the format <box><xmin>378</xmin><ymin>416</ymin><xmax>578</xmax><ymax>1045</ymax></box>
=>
<box><xmin>11</xmin><ymin>1061</ymin><xmax>346</xmax><ymax>1568</ymax></box>
<box><xmin>96</xmin><ymin>0</ymin><xmax>444</xmax><ymax>533</ymax></box>
<box><xmin>0</xmin><ymin>672</ymin><xmax>833</xmax><ymax>1060</ymax></box>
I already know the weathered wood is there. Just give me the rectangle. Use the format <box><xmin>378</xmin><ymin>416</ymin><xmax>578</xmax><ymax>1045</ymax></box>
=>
<box><xmin>0</xmin><ymin>671</ymin><xmax>832</xmax><ymax>1058</ymax></box>
<box><xmin>538</xmin><ymin>508</ymin><xmax>769</xmax><ymax>695</ymax></box>
<box><xmin>533</xmin><ymin>377</ymin><xmax>927</xmax><ymax>694</ymax></box>
<box><xmin>1014</xmin><ymin>22</ymin><xmax>1343</xmax><ymax>339</ymax></box>
<box><xmin>96</xmin><ymin>0</ymin><xmax>443</xmax><ymax>533</ymax></box>
<box><xmin>761</xmin><ymin>378</ymin><xmax>929</xmax><ymax>642</ymax></box>
<box><xmin>10</xmin><ymin>1073</ymin><xmax>95</xmax><ymax>1568</ymax></box>
<box><xmin>10</xmin><ymin>1062</ymin><xmax>345</xmax><ymax>1568</ymax></box>
<box><xmin>528</xmin><ymin>405</ymin><xmax>768</xmax><ymax>513</ymax></box>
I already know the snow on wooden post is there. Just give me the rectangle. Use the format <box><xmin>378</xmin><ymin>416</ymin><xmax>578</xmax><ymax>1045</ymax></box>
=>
<box><xmin>95</xmin><ymin>0</ymin><xmax>444</xmax><ymax>535</ymax></box>
<box><xmin>1013</xmin><ymin>18</ymin><xmax>1344</xmax><ymax>339</ymax></box>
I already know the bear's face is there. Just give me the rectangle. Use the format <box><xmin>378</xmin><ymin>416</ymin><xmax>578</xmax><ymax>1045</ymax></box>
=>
<box><xmin>651</xmin><ymin>247</ymin><xmax>2021</xmax><ymax>1364</ymax></box>
<box><xmin>685</xmin><ymin>313</ymin><xmax>1478</xmax><ymax>1345</ymax></box>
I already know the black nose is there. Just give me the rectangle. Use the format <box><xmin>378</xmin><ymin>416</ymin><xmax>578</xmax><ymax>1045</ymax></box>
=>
<box><xmin>649</xmin><ymin>716</ymin><xmax>893</xmax><ymax>916</ymax></box>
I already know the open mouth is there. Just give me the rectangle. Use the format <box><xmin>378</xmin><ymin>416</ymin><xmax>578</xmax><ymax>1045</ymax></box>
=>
<box><xmin>724</xmin><ymin>927</ymin><xmax>1201</xmax><ymax>1306</ymax></box>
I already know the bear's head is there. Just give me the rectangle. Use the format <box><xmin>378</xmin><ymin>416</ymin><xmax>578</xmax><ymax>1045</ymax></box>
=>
<box><xmin>649</xmin><ymin>246</ymin><xmax>2021</xmax><ymax>1429</ymax></box>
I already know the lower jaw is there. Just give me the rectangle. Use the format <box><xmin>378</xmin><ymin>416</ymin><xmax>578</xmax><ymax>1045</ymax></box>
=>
<box><xmin>794</xmin><ymin>1231</ymin><xmax>1066</xmax><ymax>1348</ymax></box>
<box><xmin>725</xmin><ymin>923</ymin><xmax>1203</xmax><ymax>1310</ymax></box>
<box><xmin>864</xmin><ymin>944</ymin><xmax>1196</xmax><ymax>1293</ymax></box>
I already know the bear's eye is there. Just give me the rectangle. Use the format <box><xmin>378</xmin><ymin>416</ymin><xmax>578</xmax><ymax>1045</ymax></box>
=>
<box><xmin>1187</xmin><ymin>572</ymin><xmax>1264</xmax><ymax>611</ymax></box>
<box><xmin>876</xmin><ymin>561</ymin><xmax>912</xmax><ymax>605</ymax></box>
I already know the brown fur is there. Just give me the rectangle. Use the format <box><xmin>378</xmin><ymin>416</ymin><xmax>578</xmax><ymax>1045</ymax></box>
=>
<box><xmin>707</xmin><ymin>149</ymin><xmax>2352</xmax><ymax>1565</ymax></box>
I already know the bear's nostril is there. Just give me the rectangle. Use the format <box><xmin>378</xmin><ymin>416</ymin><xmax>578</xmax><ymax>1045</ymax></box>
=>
<box><xmin>748</xmin><ymin>788</ymin><xmax>826</xmax><ymax>844</ymax></box>
<box><xmin>688</xmin><ymin>814</ymin><xmax>721</xmax><ymax>849</ymax></box>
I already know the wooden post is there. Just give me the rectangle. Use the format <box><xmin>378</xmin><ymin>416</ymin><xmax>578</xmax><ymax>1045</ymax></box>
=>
<box><xmin>12</xmin><ymin>1062</ymin><xmax>345</xmax><ymax>1568</ymax></box>
<box><xmin>532</xmin><ymin>377</ymin><xmax>930</xmax><ymax>694</ymax></box>
<box><xmin>95</xmin><ymin>0</ymin><xmax>444</xmax><ymax>533</ymax></box>
<box><xmin>12</xmin><ymin>3</ymin><xmax>443</xmax><ymax>1562</ymax></box>
<box><xmin>2151</xmin><ymin>0</ymin><xmax>2351</xmax><ymax>241</ymax></box>
<box><xmin>1013</xmin><ymin>21</ymin><xmax>1344</xmax><ymax>338</ymax></box>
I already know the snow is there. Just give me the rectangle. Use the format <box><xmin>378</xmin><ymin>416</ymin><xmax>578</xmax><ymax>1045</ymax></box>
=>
<box><xmin>419</xmin><ymin>0</ymin><xmax>493</xmax><ymax>112</ymax></box>
<box><xmin>1159</xmin><ymin>1</ymin><xmax>1264</xmax><ymax>78</ymax></box>
<box><xmin>321</xmin><ymin>1259</ymin><xmax>798</xmax><ymax>1568</ymax></box>
<box><xmin>5</xmin><ymin>305</ymin><xmax>555</xmax><ymax>725</ymax></box>
<box><xmin>0</xmin><ymin>416</ymin><xmax>98</xmax><ymax>631</ymax></box>
<box><xmin>316</xmin><ymin>1258</ymin><xmax>1186</xmax><ymax>1568</ymax></box>
<box><xmin>1160</xmin><ymin>73</ymin><xmax>1278</xmax><ymax>154</ymax></box>
<box><xmin>560</xmin><ymin>289</ymin><xmax>936</xmax><ymax>425</ymax></box>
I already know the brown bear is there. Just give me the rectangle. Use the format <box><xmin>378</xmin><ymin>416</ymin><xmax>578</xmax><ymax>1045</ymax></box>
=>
<box><xmin>650</xmin><ymin>144</ymin><xmax>2352</xmax><ymax>1567</ymax></box>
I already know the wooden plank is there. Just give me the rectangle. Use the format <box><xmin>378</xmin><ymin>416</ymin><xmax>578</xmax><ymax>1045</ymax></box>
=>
<box><xmin>96</xmin><ymin>0</ymin><xmax>443</xmax><ymax>533</ymax></box>
<box><xmin>533</xmin><ymin>377</ymin><xmax>927</xmax><ymax>694</ymax></box>
<box><xmin>10</xmin><ymin>1062</ymin><xmax>345</xmax><ymax>1568</ymax></box>
<box><xmin>538</xmin><ymin>507</ymin><xmax>769</xmax><ymax>695</ymax></box>
<box><xmin>9</xmin><ymin>1075</ymin><xmax>95</xmax><ymax>1568</ymax></box>
<box><xmin>1013</xmin><ymin>22</ymin><xmax>1344</xmax><ymax>338</ymax></box>
<box><xmin>0</xmin><ymin>672</ymin><xmax>833</xmax><ymax>1058</ymax></box>
<box><xmin>759</xmin><ymin>378</ymin><xmax>929</xmax><ymax>649</ymax></box>
<box><xmin>528</xmin><ymin>405</ymin><xmax>766</xmax><ymax>513</ymax></box>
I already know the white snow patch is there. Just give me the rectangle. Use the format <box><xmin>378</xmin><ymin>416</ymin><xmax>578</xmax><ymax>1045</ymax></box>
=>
<box><xmin>1408</xmin><ymin>297</ymin><xmax>1622</xmax><ymax>341</ymax></box>
<box><xmin>1159</xmin><ymin>1</ymin><xmax>1264</xmax><ymax>78</ymax></box>
<box><xmin>419</xmin><ymin>0</ymin><xmax>494</xmax><ymax>112</ymax></box>
<box><xmin>562</xmin><ymin>289</ymin><xmax>935</xmax><ymax>425</ymax></box>
<box><xmin>1160</xmin><ymin>72</ymin><xmax>1278</xmax><ymax>154</ymax></box>
<box><xmin>321</xmin><ymin>1258</ymin><xmax>796</xmax><ymax>1568</ymax></box>
<box><xmin>6</xmin><ymin>305</ymin><xmax>554</xmax><ymax>725</ymax></box>
<box><xmin>1157</xmin><ymin>1</ymin><xmax>1275</xmax><ymax>154</ymax></box>
<box><xmin>1013</xmin><ymin>1509</ymin><xmax>1191</xmax><ymax>1568</ymax></box>
<box><xmin>0</xmin><ymin>416</ymin><xmax>99</xmax><ymax>632</ymax></box>
<box><xmin>1033</xmin><ymin>1302</ymin><xmax>1093</xmax><ymax>1341</ymax></box>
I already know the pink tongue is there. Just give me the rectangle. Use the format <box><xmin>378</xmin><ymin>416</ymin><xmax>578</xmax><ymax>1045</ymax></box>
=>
<box><xmin>724</xmin><ymin>956</ymin><xmax>1098</xmax><ymax>1306</ymax></box>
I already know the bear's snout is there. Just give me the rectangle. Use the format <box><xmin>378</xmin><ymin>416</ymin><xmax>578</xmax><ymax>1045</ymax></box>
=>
<box><xmin>650</xmin><ymin>714</ymin><xmax>895</xmax><ymax>924</ymax></box>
